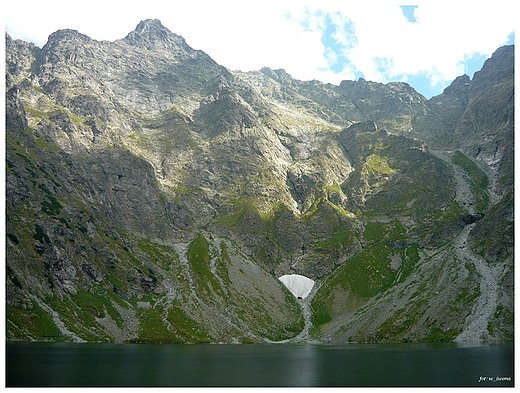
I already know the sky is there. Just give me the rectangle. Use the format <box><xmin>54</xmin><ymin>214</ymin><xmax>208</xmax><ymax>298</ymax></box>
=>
<box><xmin>4</xmin><ymin>0</ymin><xmax>516</xmax><ymax>98</ymax></box>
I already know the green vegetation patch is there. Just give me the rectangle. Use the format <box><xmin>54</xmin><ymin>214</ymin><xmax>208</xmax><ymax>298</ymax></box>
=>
<box><xmin>33</xmin><ymin>224</ymin><xmax>51</xmax><ymax>244</ymax></box>
<box><xmin>488</xmin><ymin>304</ymin><xmax>514</xmax><ymax>339</ymax></box>
<box><xmin>363</xmin><ymin>221</ymin><xmax>406</xmax><ymax>242</ymax></box>
<box><xmin>187</xmin><ymin>234</ymin><xmax>224</xmax><ymax>298</ymax></box>
<box><xmin>134</xmin><ymin>303</ymin><xmax>174</xmax><ymax>343</ymax></box>
<box><xmin>315</xmin><ymin>226</ymin><xmax>355</xmax><ymax>249</ymax></box>
<box><xmin>41</xmin><ymin>196</ymin><xmax>63</xmax><ymax>216</ymax></box>
<box><xmin>44</xmin><ymin>293</ymin><xmax>112</xmax><ymax>341</ymax></box>
<box><xmin>7</xmin><ymin>304</ymin><xmax>63</xmax><ymax>340</ymax></box>
<box><xmin>216</xmin><ymin>198</ymin><xmax>269</xmax><ymax>229</ymax></box>
<box><xmin>137</xmin><ymin>239</ymin><xmax>179</xmax><ymax>269</ymax></box>
<box><xmin>423</xmin><ymin>327</ymin><xmax>460</xmax><ymax>342</ymax></box>
<box><xmin>364</xmin><ymin>153</ymin><xmax>396</xmax><ymax>175</ymax></box>
<box><xmin>24</xmin><ymin>107</ymin><xmax>51</xmax><ymax>120</ymax></box>
<box><xmin>376</xmin><ymin>309</ymin><xmax>418</xmax><ymax>339</ymax></box>
<box><xmin>332</xmin><ymin>243</ymin><xmax>398</xmax><ymax>297</ymax></box>
<box><xmin>312</xmin><ymin>243</ymin><xmax>420</xmax><ymax>329</ymax></box>
<box><xmin>72</xmin><ymin>289</ymin><xmax>124</xmax><ymax>329</ymax></box>
<box><xmin>167</xmin><ymin>302</ymin><xmax>212</xmax><ymax>343</ymax></box>
<box><xmin>452</xmin><ymin>150</ymin><xmax>489</xmax><ymax>189</ymax></box>
<box><xmin>133</xmin><ymin>299</ymin><xmax>212</xmax><ymax>343</ymax></box>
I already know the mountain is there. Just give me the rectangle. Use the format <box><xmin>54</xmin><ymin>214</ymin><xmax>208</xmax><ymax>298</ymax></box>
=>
<box><xmin>5</xmin><ymin>19</ymin><xmax>514</xmax><ymax>343</ymax></box>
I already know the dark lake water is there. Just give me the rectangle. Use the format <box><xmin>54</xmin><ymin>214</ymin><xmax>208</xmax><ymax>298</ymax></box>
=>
<box><xmin>6</xmin><ymin>341</ymin><xmax>513</xmax><ymax>387</ymax></box>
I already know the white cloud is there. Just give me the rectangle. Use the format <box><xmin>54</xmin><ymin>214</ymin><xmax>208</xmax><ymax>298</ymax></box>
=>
<box><xmin>282</xmin><ymin>0</ymin><xmax>515</xmax><ymax>86</ymax></box>
<box><xmin>4</xmin><ymin>0</ymin><xmax>516</xmax><ymax>96</ymax></box>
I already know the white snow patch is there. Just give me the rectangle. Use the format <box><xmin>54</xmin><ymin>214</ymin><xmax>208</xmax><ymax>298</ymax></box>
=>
<box><xmin>278</xmin><ymin>274</ymin><xmax>315</xmax><ymax>299</ymax></box>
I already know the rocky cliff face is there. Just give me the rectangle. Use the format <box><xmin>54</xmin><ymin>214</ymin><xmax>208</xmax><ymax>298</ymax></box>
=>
<box><xmin>5</xmin><ymin>20</ymin><xmax>514</xmax><ymax>343</ymax></box>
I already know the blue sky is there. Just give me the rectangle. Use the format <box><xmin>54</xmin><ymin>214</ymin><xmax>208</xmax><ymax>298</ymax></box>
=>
<box><xmin>4</xmin><ymin>0</ymin><xmax>517</xmax><ymax>99</ymax></box>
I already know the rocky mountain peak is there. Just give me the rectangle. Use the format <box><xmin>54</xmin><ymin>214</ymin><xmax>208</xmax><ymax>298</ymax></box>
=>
<box><xmin>121</xmin><ymin>19</ymin><xmax>192</xmax><ymax>53</ymax></box>
<box><xmin>37</xmin><ymin>28</ymin><xmax>99</xmax><ymax>71</ymax></box>
<box><xmin>441</xmin><ymin>74</ymin><xmax>470</xmax><ymax>97</ymax></box>
<box><xmin>43</xmin><ymin>28</ymin><xmax>93</xmax><ymax>50</ymax></box>
<box><xmin>260</xmin><ymin>67</ymin><xmax>296</xmax><ymax>85</ymax></box>
<box><xmin>136</xmin><ymin>18</ymin><xmax>166</xmax><ymax>30</ymax></box>
<box><xmin>470</xmin><ymin>45</ymin><xmax>514</xmax><ymax>96</ymax></box>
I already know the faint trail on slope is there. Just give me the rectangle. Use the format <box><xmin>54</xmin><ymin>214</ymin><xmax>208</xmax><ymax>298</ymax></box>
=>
<box><xmin>32</xmin><ymin>296</ymin><xmax>86</xmax><ymax>342</ymax></box>
<box><xmin>455</xmin><ymin>224</ymin><xmax>499</xmax><ymax>341</ymax></box>
<box><xmin>431</xmin><ymin>150</ymin><xmax>501</xmax><ymax>340</ymax></box>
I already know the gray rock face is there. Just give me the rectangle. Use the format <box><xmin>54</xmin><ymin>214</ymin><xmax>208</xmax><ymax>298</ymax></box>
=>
<box><xmin>412</xmin><ymin>46</ymin><xmax>514</xmax><ymax>196</ymax></box>
<box><xmin>5</xmin><ymin>21</ymin><xmax>513</xmax><ymax>343</ymax></box>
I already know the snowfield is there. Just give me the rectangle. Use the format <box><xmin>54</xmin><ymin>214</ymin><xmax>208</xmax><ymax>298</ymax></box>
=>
<box><xmin>278</xmin><ymin>274</ymin><xmax>315</xmax><ymax>299</ymax></box>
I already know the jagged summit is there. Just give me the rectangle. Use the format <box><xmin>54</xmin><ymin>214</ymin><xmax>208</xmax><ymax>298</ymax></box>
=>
<box><xmin>260</xmin><ymin>67</ymin><xmax>296</xmax><ymax>83</ymax></box>
<box><xmin>470</xmin><ymin>44</ymin><xmax>514</xmax><ymax>94</ymax></box>
<box><xmin>135</xmin><ymin>18</ymin><xmax>167</xmax><ymax>31</ymax></box>
<box><xmin>440</xmin><ymin>74</ymin><xmax>470</xmax><ymax>97</ymax></box>
<box><xmin>121</xmin><ymin>18</ymin><xmax>192</xmax><ymax>53</ymax></box>
<box><xmin>43</xmin><ymin>28</ymin><xmax>93</xmax><ymax>49</ymax></box>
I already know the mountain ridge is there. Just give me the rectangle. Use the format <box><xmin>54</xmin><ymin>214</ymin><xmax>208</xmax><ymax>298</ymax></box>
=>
<box><xmin>5</xmin><ymin>20</ymin><xmax>514</xmax><ymax>343</ymax></box>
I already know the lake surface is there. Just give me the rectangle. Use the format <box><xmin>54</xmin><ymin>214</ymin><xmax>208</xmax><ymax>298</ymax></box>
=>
<box><xmin>6</xmin><ymin>341</ymin><xmax>513</xmax><ymax>387</ymax></box>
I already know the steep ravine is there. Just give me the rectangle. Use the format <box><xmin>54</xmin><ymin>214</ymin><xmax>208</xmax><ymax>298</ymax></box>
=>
<box><xmin>454</xmin><ymin>224</ymin><xmax>499</xmax><ymax>341</ymax></box>
<box><xmin>430</xmin><ymin>150</ymin><xmax>476</xmax><ymax>213</ymax></box>
<box><xmin>433</xmin><ymin>149</ymin><xmax>502</xmax><ymax>340</ymax></box>
<box><xmin>268</xmin><ymin>280</ymin><xmax>322</xmax><ymax>344</ymax></box>
<box><xmin>292</xmin><ymin>282</ymin><xmax>322</xmax><ymax>343</ymax></box>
